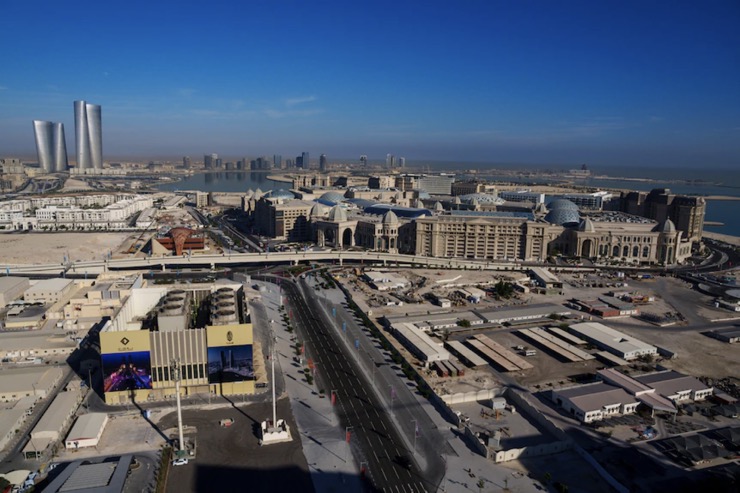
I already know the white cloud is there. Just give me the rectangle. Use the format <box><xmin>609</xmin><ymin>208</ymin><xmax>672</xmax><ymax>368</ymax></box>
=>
<box><xmin>285</xmin><ymin>95</ymin><xmax>317</xmax><ymax>107</ymax></box>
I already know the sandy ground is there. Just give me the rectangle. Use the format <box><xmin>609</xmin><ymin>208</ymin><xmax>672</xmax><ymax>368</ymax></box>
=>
<box><xmin>0</xmin><ymin>232</ymin><xmax>131</xmax><ymax>265</ymax></box>
<box><xmin>59</xmin><ymin>178</ymin><xmax>94</xmax><ymax>192</ymax></box>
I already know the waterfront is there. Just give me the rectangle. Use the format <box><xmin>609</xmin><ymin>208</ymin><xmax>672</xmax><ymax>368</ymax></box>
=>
<box><xmin>157</xmin><ymin>167</ymin><xmax>740</xmax><ymax>237</ymax></box>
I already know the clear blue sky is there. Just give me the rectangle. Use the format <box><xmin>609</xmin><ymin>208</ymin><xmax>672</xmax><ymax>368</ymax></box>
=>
<box><xmin>1</xmin><ymin>0</ymin><xmax>739</xmax><ymax>168</ymax></box>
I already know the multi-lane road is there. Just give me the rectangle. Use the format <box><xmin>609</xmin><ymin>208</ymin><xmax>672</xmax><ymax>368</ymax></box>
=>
<box><xmin>276</xmin><ymin>277</ymin><xmax>430</xmax><ymax>493</ymax></box>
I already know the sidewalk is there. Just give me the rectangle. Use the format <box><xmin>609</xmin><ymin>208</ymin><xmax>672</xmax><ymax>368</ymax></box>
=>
<box><xmin>255</xmin><ymin>283</ymin><xmax>362</xmax><ymax>493</ymax></box>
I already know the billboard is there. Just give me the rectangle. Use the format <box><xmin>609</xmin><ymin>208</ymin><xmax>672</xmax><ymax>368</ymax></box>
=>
<box><xmin>206</xmin><ymin>325</ymin><xmax>254</xmax><ymax>384</ymax></box>
<box><xmin>100</xmin><ymin>331</ymin><xmax>153</xmax><ymax>393</ymax></box>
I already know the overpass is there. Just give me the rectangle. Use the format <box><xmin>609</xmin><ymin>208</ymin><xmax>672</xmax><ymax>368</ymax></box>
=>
<box><xmin>3</xmin><ymin>250</ymin><xmax>524</xmax><ymax>276</ymax></box>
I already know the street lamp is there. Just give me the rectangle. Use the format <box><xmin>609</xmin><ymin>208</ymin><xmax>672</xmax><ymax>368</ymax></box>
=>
<box><xmin>411</xmin><ymin>419</ymin><xmax>418</xmax><ymax>455</ymax></box>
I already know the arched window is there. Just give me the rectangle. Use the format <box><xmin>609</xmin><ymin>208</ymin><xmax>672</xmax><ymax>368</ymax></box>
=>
<box><xmin>633</xmin><ymin>245</ymin><xmax>639</xmax><ymax>257</ymax></box>
<box><xmin>623</xmin><ymin>245</ymin><xmax>629</xmax><ymax>257</ymax></box>
<box><xmin>613</xmin><ymin>245</ymin><xmax>619</xmax><ymax>257</ymax></box>
<box><xmin>642</xmin><ymin>246</ymin><xmax>649</xmax><ymax>257</ymax></box>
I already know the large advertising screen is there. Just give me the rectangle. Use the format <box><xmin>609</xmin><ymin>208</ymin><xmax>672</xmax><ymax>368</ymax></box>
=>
<box><xmin>102</xmin><ymin>351</ymin><xmax>153</xmax><ymax>392</ymax></box>
<box><xmin>100</xmin><ymin>331</ymin><xmax>153</xmax><ymax>393</ymax></box>
<box><xmin>207</xmin><ymin>345</ymin><xmax>254</xmax><ymax>383</ymax></box>
<box><xmin>206</xmin><ymin>325</ymin><xmax>254</xmax><ymax>384</ymax></box>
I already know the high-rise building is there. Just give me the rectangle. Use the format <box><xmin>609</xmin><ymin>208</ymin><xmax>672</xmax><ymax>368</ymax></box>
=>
<box><xmin>296</xmin><ymin>155</ymin><xmax>304</xmax><ymax>168</ymax></box>
<box><xmin>74</xmin><ymin>100</ymin><xmax>102</xmax><ymax>169</ymax></box>
<box><xmin>273</xmin><ymin>154</ymin><xmax>282</xmax><ymax>168</ymax></box>
<box><xmin>398</xmin><ymin>157</ymin><xmax>406</xmax><ymax>168</ymax></box>
<box><xmin>204</xmin><ymin>153</ymin><xmax>218</xmax><ymax>169</ymax></box>
<box><xmin>301</xmin><ymin>152</ymin><xmax>310</xmax><ymax>170</ymax></box>
<box><xmin>182</xmin><ymin>156</ymin><xmax>191</xmax><ymax>169</ymax></box>
<box><xmin>33</xmin><ymin>120</ymin><xmax>68</xmax><ymax>173</ymax></box>
<box><xmin>360</xmin><ymin>155</ymin><xmax>368</xmax><ymax>167</ymax></box>
<box><xmin>386</xmin><ymin>154</ymin><xmax>395</xmax><ymax>169</ymax></box>
<box><xmin>319</xmin><ymin>154</ymin><xmax>327</xmax><ymax>172</ymax></box>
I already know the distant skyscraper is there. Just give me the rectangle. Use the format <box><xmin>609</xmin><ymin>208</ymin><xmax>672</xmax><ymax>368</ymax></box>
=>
<box><xmin>319</xmin><ymin>153</ymin><xmax>327</xmax><ymax>172</ymax></box>
<box><xmin>296</xmin><ymin>155</ymin><xmax>303</xmax><ymax>168</ymax></box>
<box><xmin>204</xmin><ymin>153</ymin><xmax>218</xmax><ymax>169</ymax></box>
<box><xmin>398</xmin><ymin>157</ymin><xmax>406</xmax><ymax>168</ymax></box>
<box><xmin>33</xmin><ymin>120</ymin><xmax>68</xmax><ymax>172</ymax></box>
<box><xmin>273</xmin><ymin>154</ymin><xmax>282</xmax><ymax>168</ymax></box>
<box><xmin>360</xmin><ymin>155</ymin><xmax>368</xmax><ymax>167</ymax></box>
<box><xmin>182</xmin><ymin>156</ymin><xmax>191</xmax><ymax>169</ymax></box>
<box><xmin>301</xmin><ymin>152</ymin><xmax>309</xmax><ymax>169</ymax></box>
<box><xmin>386</xmin><ymin>153</ymin><xmax>395</xmax><ymax>169</ymax></box>
<box><xmin>74</xmin><ymin>100</ymin><xmax>102</xmax><ymax>169</ymax></box>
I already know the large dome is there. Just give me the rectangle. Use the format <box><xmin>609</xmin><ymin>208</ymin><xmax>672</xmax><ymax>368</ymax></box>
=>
<box><xmin>460</xmin><ymin>193</ymin><xmax>504</xmax><ymax>205</ymax></box>
<box><xmin>264</xmin><ymin>189</ymin><xmax>295</xmax><ymax>200</ymax></box>
<box><xmin>547</xmin><ymin>198</ymin><xmax>579</xmax><ymax>211</ymax></box>
<box><xmin>653</xmin><ymin>219</ymin><xmax>676</xmax><ymax>234</ymax></box>
<box><xmin>317</xmin><ymin>191</ymin><xmax>346</xmax><ymax>206</ymax></box>
<box><xmin>382</xmin><ymin>210</ymin><xmax>399</xmax><ymax>225</ymax></box>
<box><xmin>327</xmin><ymin>205</ymin><xmax>348</xmax><ymax>222</ymax></box>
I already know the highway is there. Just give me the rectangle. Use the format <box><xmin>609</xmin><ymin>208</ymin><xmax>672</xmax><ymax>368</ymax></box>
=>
<box><xmin>276</xmin><ymin>277</ymin><xmax>430</xmax><ymax>493</ymax></box>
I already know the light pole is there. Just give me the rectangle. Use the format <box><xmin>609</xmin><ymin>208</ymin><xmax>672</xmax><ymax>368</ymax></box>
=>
<box><xmin>170</xmin><ymin>358</ymin><xmax>185</xmax><ymax>456</ymax></box>
<box><xmin>344</xmin><ymin>426</ymin><xmax>353</xmax><ymax>462</ymax></box>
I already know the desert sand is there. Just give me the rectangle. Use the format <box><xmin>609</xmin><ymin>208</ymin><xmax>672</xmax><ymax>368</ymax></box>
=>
<box><xmin>0</xmin><ymin>232</ymin><xmax>131</xmax><ymax>265</ymax></box>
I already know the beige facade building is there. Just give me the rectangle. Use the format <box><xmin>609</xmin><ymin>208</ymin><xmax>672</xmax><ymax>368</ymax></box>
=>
<box><xmin>254</xmin><ymin>198</ymin><xmax>313</xmax><ymax>241</ymax></box>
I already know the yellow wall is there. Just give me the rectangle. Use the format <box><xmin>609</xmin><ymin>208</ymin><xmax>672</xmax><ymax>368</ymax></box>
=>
<box><xmin>100</xmin><ymin>330</ymin><xmax>151</xmax><ymax>354</ymax></box>
<box><xmin>205</xmin><ymin>324</ymin><xmax>253</xmax><ymax>347</ymax></box>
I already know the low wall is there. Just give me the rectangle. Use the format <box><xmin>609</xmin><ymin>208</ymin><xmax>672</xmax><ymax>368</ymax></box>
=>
<box><xmin>493</xmin><ymin>440</ymin><xmax>570</xmax><ymax>463</ymax></box>
<box><xmin>441</xmin><ymin>388</ymin><xmax>500</xmax><ymax>406</ymax></box>
<box><xmin>573</xmin><ymin>444</ymin><xmax>629</xmax><ymax>493</ymax></box>
<box><xmin>462</xmin><ymin>425</ymin><xmax>488</xmax><ymax>458</ymax></box>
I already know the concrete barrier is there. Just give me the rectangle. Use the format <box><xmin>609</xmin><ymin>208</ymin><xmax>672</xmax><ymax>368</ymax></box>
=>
<box><xmin>441</xmin><ymin>388</ymin><xmax>500</xmax><ymax>405</ymax></box>
<box><xmin>493</xmin><ymin>441</ymin><xmax>570</xmax><ymax>463</ymax></box>
<box><xmin>462</xmin><ymin>425</ymin><xmax>489</xmax><ymax>458</ymax></box>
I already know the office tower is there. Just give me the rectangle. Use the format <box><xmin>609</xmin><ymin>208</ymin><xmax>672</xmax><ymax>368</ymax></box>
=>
<box><xmin>204</xmin><ymin>153</ymin><xmax>218</xmax><ymax>169</ymax></box>
<box><xmin>74</xmin><ymin>100</ymin><xmax>102</xmax><ymax>169</ymax></box>
<box><xmin>273</xmin><ymin>154</ymin><xmax>282</xmax><ymax>168</ymax></box>
<box><xmin>360</xmin><ymin>155</ymin><xmax>368</xmax><ymax>167</ymax></box>
<box><xmin>398</xmin><ymin>157</ymin><xmax>406</xmax><ymax>169</ymax></box>
<box><xmin>33</xmin><ymin>120</ymin><xmax>68</xmax><ymax>173</ymax></box>
<box><xmin>296</xmin><ymin>155</ymin><xmax>303</xmax><ymax>168</ymax></box>
<box><xmin>301</xmin><ymin>152</ymin><xmax>309</xmax><ymax>169</ymax></box>
<box><xmin>215</xmin><ymin>158</ymin><xmax>223</xmax><ymax>168</ymax></box>
<box><xmin>182</xmin><ymin>156</ymin><xmax>191</xmax><ymax>169</ymax></box>
<box><xmin>319</xmin><ymin>154</ymin><xmax>327</xmax><ymax>172</ymax></box>
<box><xmin>386</xmin><ymin>153</ymin><xmax>395</xmax><ymax>169</ymax></box>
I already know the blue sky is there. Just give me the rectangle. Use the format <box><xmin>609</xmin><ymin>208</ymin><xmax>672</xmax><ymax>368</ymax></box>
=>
<box><xmin>1</xmin><ymin>0</ymin><xmax>739</xmax><ymax>168</ymax></box>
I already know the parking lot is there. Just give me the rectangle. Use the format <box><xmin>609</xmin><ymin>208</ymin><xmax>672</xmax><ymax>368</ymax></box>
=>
<box><xmin>159</xmin><ymin>399</ymin><xmax>314</xmax><ymax>493</ymax></box>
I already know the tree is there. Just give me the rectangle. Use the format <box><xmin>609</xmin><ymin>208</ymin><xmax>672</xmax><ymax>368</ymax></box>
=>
<box><xmin>457</xmin><ymin>319</ymin><xmax>471</xmax><ymax>328</ymax></box>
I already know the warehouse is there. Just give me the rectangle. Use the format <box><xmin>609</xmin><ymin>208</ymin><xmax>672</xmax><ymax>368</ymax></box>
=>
<box><xmin>568</xmin><ymin>322</ymin><xmax>657</xmax><ymax>360</ymax></box>
<box><xmin>0</xmin><ymin>367</ymin><xmax>63</xmax><ymax>403</ymax></box>
<box><xmin>65</xmin><ymin>413</ymin><xmax>109</xmax><ymax>449</ymax></box>
<box><xmin>0</xmin><ymin>331</ymin><xmax>78</xmax><ymax>360</ymax></box>
<box><xmin>529</xmin><ymin>267</ymin><xmax>563</xmax><ymax>290</ymax></box>
<box><xmin>705</xmin><ymin>326</ymin><xmax>740</xmax><ymax>344</ymax></box>
<box><xmin>389</xmin><ymin>322</ymin><xmax>450</xmax><ymax>367</ymax></box>
<box><xmin>383</xmin><ymin>310</ymin><xmax>485</xmax><ymax>332</ymax></box>
<box><xmin>0</xmin><ymin>276</ymin><xmax>30</xmax><ymax>308</ymax></box>
<box><xmin>23</xmin><ymin>278</ymin><xmax>75</xmax><ymax>304</ymax></box>
<box><xmin>634</xmin><ymin>370</ymin><xmax>713</xmax><ymax>403</ymax></box>
<box><xmin>473</xmin><ymin>303</ymin><xmax>571</xmax><ymax>325</ymax></box>
<box><xmin>24</xmin><ymin>390</ymin><xmax>81</xmax><ymax>459</ymax></box>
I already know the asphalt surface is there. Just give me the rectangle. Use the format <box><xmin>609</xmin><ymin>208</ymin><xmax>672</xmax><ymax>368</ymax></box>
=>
<box><xmin>279</xmin><ymin>278</ymin><xmax>429</xmax><ymax>493</ymax></box>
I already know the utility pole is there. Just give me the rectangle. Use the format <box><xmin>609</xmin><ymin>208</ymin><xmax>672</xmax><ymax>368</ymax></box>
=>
<box><xmin>171</xmin><ymin>358</ymin><xmax>185</xmax><ymax>456</ymax></box>
<box><xmin>271</xmin><ymin>344</ymin><xmax>277</xmax><ymax>428</ymax></box>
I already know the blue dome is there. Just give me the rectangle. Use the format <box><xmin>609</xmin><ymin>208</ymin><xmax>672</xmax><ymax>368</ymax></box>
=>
<box><xmin>545</xmin><ymin>208</ymin><xmax>580</xmax><ymax>226</ymax></box>
<box><xmin>264</xmin><ymin>189</ymin><xmax>295</xmax><ymax>200</ymax></box>
<box><xmin>547</xmin><ymin>198</ymin><xmax>579</xmax><ymax>211</ymax></box>
<box><xmin>317</xmin><ymin>191</ymin><xmax>346</xmax><ymax>206</ymax></box>
<box><xmin>460</xmin><ymin>193</ymin><xmax>504</xmax><ymax>205</ymax></box>
<box><xmin>363</xmin><ymin>203</ymin><xmax>431</xmax><ymax>219</ymax></box>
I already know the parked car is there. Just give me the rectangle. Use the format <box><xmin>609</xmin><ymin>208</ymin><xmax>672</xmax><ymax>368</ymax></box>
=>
<box><xmin>172</xmin><ymin>458</ymin><xmax>189</xmax><ymax>466</ymax></box>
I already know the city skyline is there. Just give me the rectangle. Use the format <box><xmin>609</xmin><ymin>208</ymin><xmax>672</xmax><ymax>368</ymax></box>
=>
<box><xmin>0</xmin><ymin>1</ymin><xmax>739</xmax><ymax>168</ymax></box>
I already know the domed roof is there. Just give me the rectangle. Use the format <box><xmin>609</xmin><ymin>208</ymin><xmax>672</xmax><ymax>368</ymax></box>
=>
<box><xmin>654</xmin><ymin>218</ymin><xmax>676</xmax><ymax>233</ymax></box>
<box><xmin>460</xmin><ymin>193</ymin><xmax>504</xmax><ymax>205</ymax></box>
<box><xmin>327</xmin><ymin>205</ymin><xmax>348</xmax><ymax>222</ymax></box>
<box><xmin>318</xmin><ymin>191</ymin><xmax>346</xmax><ymax>206</ymax></box>
<box><xmin>382</xmin><ymin>210</ymin><xmax>399</xmax><ymax>225</ymax></box>
<box><xmin>579</xmin><ymin>218</ymin><xmax>596</xmax><ymax>233</ymax></box>
<box><xmin>433</xmin><ymin>201</ymin><xmax>444</xmax><ymax>212</ymax></box>
<box><xmin>264</xmin><ymin>189</ymin><xmax>295</xmax><ymax>200</ymax></box>
<box><xmin>547</xmin><ymin>198</ymin><xmax>579</xmax><ymax>211</ymax></box>
<box><xmin>413</xmin><ymin>199</ymin><xmax>424</xmax><ymax>208</ymax></box>
<box><xmin>545</xmin><ymin>208</ymin><xmax>581</xmax><ymax>226</ymax></box>
<box><xmin>310</xmin><ymin>202</ymin><xmax>326</xmax><ymax>217</ymax></box>
<box><xmin>453</xmin><ymin>196</ymin><xmax>462</xmax><ymax>205</ymax></box>
<box><xmin>253</xmin><ymin>188</ymin><xmax>264</xmax><ymax>200</ymax></box>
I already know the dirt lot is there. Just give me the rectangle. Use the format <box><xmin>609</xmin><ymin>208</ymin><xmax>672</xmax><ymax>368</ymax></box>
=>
<box><xmin>0</xmin><ymin>232</ymin><xmax>131</xmax><ymax>264</ymax></box>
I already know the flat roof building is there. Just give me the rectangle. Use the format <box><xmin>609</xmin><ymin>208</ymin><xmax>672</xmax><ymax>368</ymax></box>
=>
<box><xmin>0</xmin><ymin>276</ymin><xmax>30</xmax><ymax>308</ymax></box>
<box><xmin>65</xmin><ymin>413</ymin><xmax>109</xmax><ymax>449</ymax></box>
<box><xmin>389</xmin><ymin>322</ymin><xmax>450</xmax><ymax>367</ymax></box>
<box><xmin>552</xmin><ymin>382</ymin><xmax>639</xmax><ymax>423</ymax></box>
<box><xmin>24</xmin><ymin>278</ymin><xmax>75</xmax><ymax>304</ymax></box>
<box><xmin>634</xmin><ymin>370</ymin><xmax>713</xmax><ymax>403</ymax></box>
<box><xmin>473</xmin><ymin>303</ymin><xmax>572</xmax><ymax>325</ymax></box>
<box><xmin>24</xmin><ymin>390</ymin><xmax>81</xmax><ymax>458</ymax></box>
<box><xmin>0</xmin><ymin>367</ymin><xmax>64</xmax><ymax>403</ymax></box>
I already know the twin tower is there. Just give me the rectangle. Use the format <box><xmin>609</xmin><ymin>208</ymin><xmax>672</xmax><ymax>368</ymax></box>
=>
<box><xmin>33</xmin><ymin>100</ymin><xmax>102</xmax><ymax>172</ymax></box>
